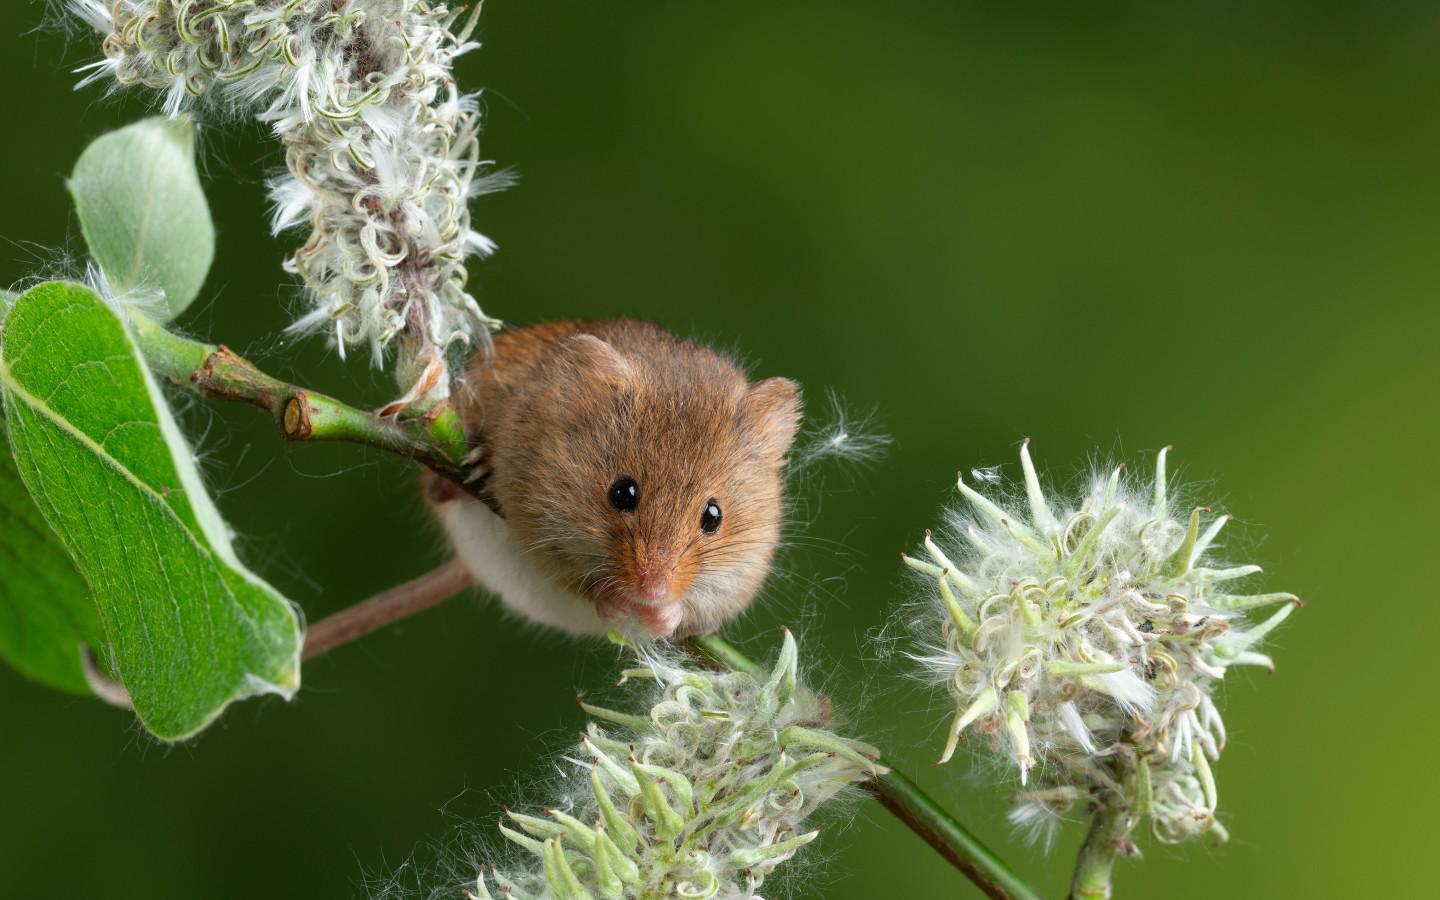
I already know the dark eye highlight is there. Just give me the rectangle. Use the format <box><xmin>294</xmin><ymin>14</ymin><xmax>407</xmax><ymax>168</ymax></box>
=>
<box><xmin>608</xmin><ymin>476</ymin><xmax>639</xmax><ymax>512</ymax></box>
<box><xmin>700</xmin><ymin>499</ymin><xmax>723</xmax><ymax>534</ymax></box>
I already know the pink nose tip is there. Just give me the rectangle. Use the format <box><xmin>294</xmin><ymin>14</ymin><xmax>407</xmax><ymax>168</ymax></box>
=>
<box><xmin>636</xmin><ymin>576</ymin><xmax>672</xmax><ymax>605</ymax></box>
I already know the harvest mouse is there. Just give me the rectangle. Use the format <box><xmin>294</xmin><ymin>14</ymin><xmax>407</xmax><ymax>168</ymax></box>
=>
<box><xmin>425</xmin><ymin>321</ymin><xmax>801</xmax><ymax>639</ymax></box>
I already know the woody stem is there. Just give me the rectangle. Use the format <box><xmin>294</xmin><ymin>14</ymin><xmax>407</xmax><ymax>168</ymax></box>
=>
<box><xmin>302</xmin><ymin>558</ymin><xmax>474</xmax><ymax>660</ymax></box>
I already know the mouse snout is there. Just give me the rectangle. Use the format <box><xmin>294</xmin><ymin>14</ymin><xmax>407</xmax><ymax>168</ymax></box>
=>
<box><xmin>634</xmin><ymin>556</ymin><xmax>684</xmax><ymax>605</ymax></box>
<box><xmin>629</xmin><ymin>544</ymin><xmax>696</xmax><ymax>607</ymax></box>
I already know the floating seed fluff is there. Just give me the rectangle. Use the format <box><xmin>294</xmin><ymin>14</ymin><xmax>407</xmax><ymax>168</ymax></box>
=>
<box><xmin>469</xmin><ymin>631</ymin><xmax>884</xmax><ymax>900</ymax></box>
<box><xmin>904</xmin><ymin>442</ymin><xmax>1297</xmax><ymax>847</ymax></box>
<box><xmin>71</xmin><ymin>1</ymin><xmax>508</xmax><ymax>379</ymax></box>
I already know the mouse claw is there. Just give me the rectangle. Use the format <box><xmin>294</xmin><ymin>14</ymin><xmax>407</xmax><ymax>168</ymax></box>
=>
<box><xmin>461</xmin><ymin>445</ymin><xmax>491</xmax><ymax>484</ymax></box>
<box><xmin>377</xmin><ymin>345</ymin><xmax>448</xmax><ymax>418</ymax></box>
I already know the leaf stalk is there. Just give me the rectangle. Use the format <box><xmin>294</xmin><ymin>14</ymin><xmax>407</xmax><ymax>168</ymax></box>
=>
<box><xmin>128</xmin><ymin>312</ymin><xmax>474</xmax><ymax>487</ymax></box>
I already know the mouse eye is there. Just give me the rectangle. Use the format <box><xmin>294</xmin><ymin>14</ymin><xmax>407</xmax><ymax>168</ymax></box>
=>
<box><xmin>608</xmin><ymin>476</ymin><xmax>639</xmax><ymax>513</ymax></box>
<box><xmin>700</xmin><ymin>499</ymin><xmax>723</xmax><ymax>534</ymax></box>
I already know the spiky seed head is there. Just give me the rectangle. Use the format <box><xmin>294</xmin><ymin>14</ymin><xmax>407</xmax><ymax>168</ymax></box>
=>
<box><xmin>470</xmin><ymin>631</ymin><xmax>885</xmax><ymax>899</ymax></box>
<box><xmin>70</xmin><ymin>1</ymin><xmax>508</xmax><ymax>398</ymax></box>
<box><xmin>904</xmin><ymin>441</ymin><xmax>1297</xmax><ymax>847</ymax></box>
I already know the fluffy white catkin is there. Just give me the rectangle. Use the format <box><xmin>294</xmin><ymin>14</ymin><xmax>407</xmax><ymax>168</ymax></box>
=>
<box><xmin>469</xmin><ymin>631</ymin><xmax>885</xmax><ymax>900</ymax></box>
<box><xmin>70</xmin><ymin>0</ymin><xmax>508</xmax><ymax>394</ymax></box>
<box><xmin>903</xmin><ymin>441</ymin><xmax>1298</xmax><ymax>849</ymax></box>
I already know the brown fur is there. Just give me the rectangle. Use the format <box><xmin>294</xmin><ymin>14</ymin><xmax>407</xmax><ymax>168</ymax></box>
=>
<box><xmin>448</xmin><ymin>320</ymin><xmax>801</xmax><ymax>637</ymax></box>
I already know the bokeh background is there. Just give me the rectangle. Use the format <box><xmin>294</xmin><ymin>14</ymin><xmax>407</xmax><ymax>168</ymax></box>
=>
<box><xmin>3</xmin><ymin>2</ymin><xmax>1437</xmax><ymax>897</ymax></box>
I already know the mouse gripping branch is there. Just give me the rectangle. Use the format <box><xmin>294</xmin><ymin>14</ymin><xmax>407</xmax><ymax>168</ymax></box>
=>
<box><xmin>128</xmin><ymin>312</ymin><xmax>476</xmax><ymax>490</ymax></box>
<box><xmin>126</xmin><ymin>313</ymin><xmax>1037</xmax><ymax>898</ymax></box>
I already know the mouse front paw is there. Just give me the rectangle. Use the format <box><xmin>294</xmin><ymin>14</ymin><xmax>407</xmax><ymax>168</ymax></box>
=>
<box><xmin>634</xmin><ymin>603</ymin><xmax>685</xmax><ymax>638</ymax></box>
<box><xmin>597</xmin><ymin>597</ymin><xmax>683</xmax><ymax>638</ymax></box>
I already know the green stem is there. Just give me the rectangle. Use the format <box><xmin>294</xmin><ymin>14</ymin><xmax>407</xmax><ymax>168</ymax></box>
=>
<box><xmin>686</xmin><ymin>634</ymin><xmax>1042</xmax><ymax>900</ymax></box>
<box><xmin>872</xmin><ymin>769</ymin><xmax>1040</xmax><ymax>900</ymax></box>
<box><xmin>128</xmin><ymin>312</ymin><xmax>474</xmax><ymax>485</ymax></box>
<box><xmin>1070</xmin><ymin>801</ymin><xmax>1132</xmax><ymax>900</ymax></box>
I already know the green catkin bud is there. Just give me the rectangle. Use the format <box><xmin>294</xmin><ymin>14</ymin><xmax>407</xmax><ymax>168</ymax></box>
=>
<box><xmin>590</xmin><ymin>822</ymin><xmax>625</xmax><ymax>900</ymax></box>
<box><xmin>905</xmin><ymin>442</ymin><xmax>1298</xmax><ymax>854</ymax></box>
<box><xmin>592</xmin><ymin>768</ymin><xmax>639</xmax><ymax>856</ymax></box>
<box><xmin>507</xmin><ymin>809</ymin><xmax>567</xmax><ymax>841</ymax></box>
<box><xmin>543</xmin><ymin>838</ymin><xmax>593</xmax><ymax>900</ymax></box>
<box><xmin>545</xmin><ymin>809</ymin><xmax>600</xmax><ymax>853</ymax></box>
<box><xmin>634</xmin><ymin>766</ymin><xmax>686</xmax><ymax>841</ymax></box>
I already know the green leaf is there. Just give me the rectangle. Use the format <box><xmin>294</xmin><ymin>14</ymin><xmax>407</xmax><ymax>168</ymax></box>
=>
<box><xmin>0</xmin><ymin>281</ymin><xmax>300</xmax><ymax>739</ymax></box>
<box><xmin>1</xmin><ymin>287</ymin><xmax>102</xmax><ymax>695</ymax></box>
<box><xmin>0</xmin><ymin>447</ymin><xmax>102</xmax><ymax>695</ymax></box>
<box><xmin>68</xmin><ymin>117</ymin><xmax>215</xmax><ymax>321</ymax></box>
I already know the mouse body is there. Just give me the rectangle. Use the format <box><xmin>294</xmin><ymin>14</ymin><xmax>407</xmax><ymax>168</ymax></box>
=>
<box><xmin>426</xmin><ymin>320</ymin><xmax>801</xmax><ymax>639</ymax></box>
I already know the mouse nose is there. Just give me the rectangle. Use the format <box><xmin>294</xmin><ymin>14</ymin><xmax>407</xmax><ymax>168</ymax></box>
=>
<box><xmin>635</xmin><ymin>573</ymin><xmax>673</xmax><ymax>605</ymax></box>
<box><xmin>631</xmin><ymin>545</ymin><xmax>693</xmax><ymax>606</ymax></box>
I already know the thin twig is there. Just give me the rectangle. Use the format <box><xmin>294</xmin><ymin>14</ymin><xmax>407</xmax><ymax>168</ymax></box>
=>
<box><xmin>868</xmin><ymin>770</ymin><xmax>1037</xmax><ymax>900</ymax></box>
<box><xmin>128</xmin><ymin>312</ymin><xmax>476</xmax><ymax>492</ymax></box>
<box><xmin>302</xmin><ymin>558</ymin><xmax>474</xmax><ymax>660</ymax></box>
<box><xmin>686</xmin><ymin>633</ymin><xmax>1042</xmax><ymax>900</ymax></box>
<box><xmin>80</xmin><ymin>560</ymin><xmax>476</xmax><ymax>707</ymax></box>
<box><xmin>1070</xmin><ymin>796</ymin><xmax>1134</xmax><ymax>899</ymax></box>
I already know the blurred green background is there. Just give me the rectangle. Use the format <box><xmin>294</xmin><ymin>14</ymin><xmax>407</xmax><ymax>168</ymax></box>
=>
<box><xmin>3</xmin><ymin>2</ymin><xmax>1437</xmax><ymax>897</ymax></box>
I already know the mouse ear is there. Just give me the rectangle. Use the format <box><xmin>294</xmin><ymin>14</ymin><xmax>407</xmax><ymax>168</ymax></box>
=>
<box><xmin>559</xmin><ymin>333</ymin><xmax>633</xmax><ymax>389</ymax></box>
<box><xmin>742</xmin><ymin>377</ymin><xmax>802</xmax><ymax>464</ymax></box>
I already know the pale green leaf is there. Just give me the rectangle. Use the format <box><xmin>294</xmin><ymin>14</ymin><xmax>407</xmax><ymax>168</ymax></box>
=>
<box><xmin>68</xmin><ymin>117</ymin><xmax>215</xmax><ymax>320</ymax></box>
<box><xmin>0</xmin><ymin>281</ymin><xmax>300</xmax><ymax>739</ymax></box>
<box><xmin>0</xmin><ymin>447</ymin><xmax>102</xmax><ymax>695</ymax></box>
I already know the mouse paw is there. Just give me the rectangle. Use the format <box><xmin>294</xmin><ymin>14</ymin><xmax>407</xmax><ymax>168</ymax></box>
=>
<box><xmin>633</xmin><ymin>603</ymin><xmax>684</xmax><ymax>638</ymax></box>
<box><xmin>595</xmin><ymin>598</ymin><xmax>683</xmax><ymax>638</ymax></box>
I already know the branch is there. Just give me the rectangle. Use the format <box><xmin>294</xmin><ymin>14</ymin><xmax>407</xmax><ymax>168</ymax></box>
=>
<box><xmin>128</xmin><ymin>312</ymin><xmax>475</xmax><ymax>489</ymax></box>
<box><xmin>870</xmin><ymin>770</ymin><xmax>1040</xmax><ymax>900</ymax></box>
<box><xmin>686</xmin><ymin>634</ymin><xmax>1042</xmax><ymax>900</ymax></box>
<box><xmin>302</xmin><ymin>558</ymin><xmax>474</xmax><ymax>660</ymax></box>
<box><xmin>77</xmin><ymin>561</ymin><xmax>475</xmax><ymax>707</ymax></box>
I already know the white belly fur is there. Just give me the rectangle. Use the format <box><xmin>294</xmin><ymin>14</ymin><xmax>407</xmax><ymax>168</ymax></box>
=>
<box><xmin>435</xmin><ymin>497</ymin><xmax>616</xmax><ymax>636</ymax></box>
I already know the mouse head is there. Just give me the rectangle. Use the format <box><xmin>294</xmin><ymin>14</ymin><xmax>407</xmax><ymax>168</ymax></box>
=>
<box><xmin>501</xmin><ymin>331</ymin><xmax>801</xmax><ymax>638</ymax></box>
